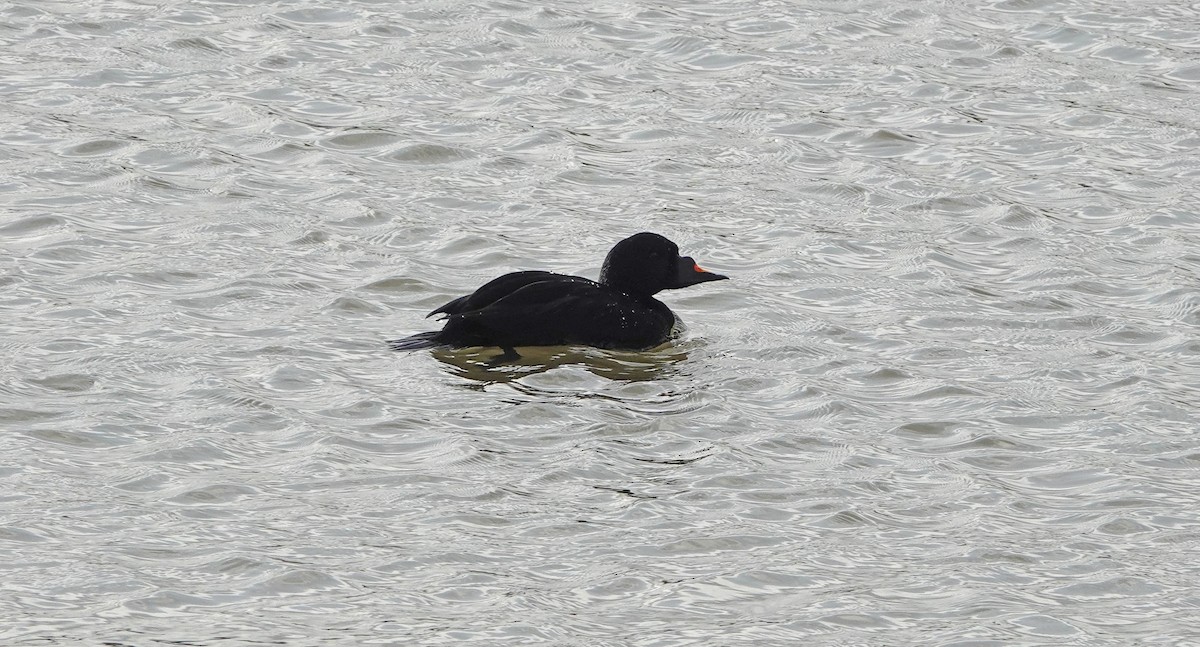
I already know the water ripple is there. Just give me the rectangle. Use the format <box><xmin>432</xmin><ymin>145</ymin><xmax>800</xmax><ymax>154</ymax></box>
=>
<box><xmin>2</xmin><ymin>0</ymin><xmax>1200</xmax><ymax>644</ymax></box>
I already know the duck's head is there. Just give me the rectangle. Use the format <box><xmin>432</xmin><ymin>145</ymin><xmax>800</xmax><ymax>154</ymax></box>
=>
<box><xmin>599</xmin><ymin>232</ymin><xmax>728</xmax><ymax>296</ymax></box>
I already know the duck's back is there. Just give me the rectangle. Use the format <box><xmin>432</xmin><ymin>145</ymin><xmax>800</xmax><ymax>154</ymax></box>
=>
<box><xmin>428</xmin><ymin>271</ymin><xmax>590</xmax><ymax>318</ymax></box>
<box><xmin>440</xmin><ymin>279</ymin><xmax>677</xmax><ymax>350</ymax></box>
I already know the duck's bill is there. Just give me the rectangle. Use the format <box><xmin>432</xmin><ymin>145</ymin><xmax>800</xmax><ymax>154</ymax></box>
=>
<box><xmin>673</xmin><ymin>256</ymin><xmax>728</xmax><ymax>287</ymax></box>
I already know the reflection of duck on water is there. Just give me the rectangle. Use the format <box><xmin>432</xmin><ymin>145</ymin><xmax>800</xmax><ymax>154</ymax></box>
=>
<box><xmin>390</xmin><ymin>232</ymin><xmax>727</xmax><ymax>363</ymax></box>
<box><xmin>428</xmin><ymin>344</ymin><xmax>696</xmax><ymax>384</ymax></box>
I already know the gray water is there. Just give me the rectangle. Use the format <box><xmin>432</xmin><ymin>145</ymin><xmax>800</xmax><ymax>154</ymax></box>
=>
<box><xmin>2</xmin><ymin>0</ymin><xmax>1199</xmax><ymax>644</ymax></box>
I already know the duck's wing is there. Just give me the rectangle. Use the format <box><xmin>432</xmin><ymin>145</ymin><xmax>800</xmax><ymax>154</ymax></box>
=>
<box><xmin>442</xmin><ymin>280</ymin><xmax>672</xmax><ymax>350</ymax></box>
<box><xmin>427</xmin><ymin>271</ymin><xmax>589</xmax><ymax>319</ymax></box>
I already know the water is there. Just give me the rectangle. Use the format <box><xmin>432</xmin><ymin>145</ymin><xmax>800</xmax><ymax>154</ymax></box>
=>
<box><xmin>2</xmin><ymin>0</ymin><xmax>1199</xmax><ymax>644</ymax></box>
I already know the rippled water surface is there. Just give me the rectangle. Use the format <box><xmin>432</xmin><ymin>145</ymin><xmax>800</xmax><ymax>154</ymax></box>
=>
<box><xmin>3</xmin><ymin>0</ymin><xmax>1199</xmax><ymax>644</ymax></box>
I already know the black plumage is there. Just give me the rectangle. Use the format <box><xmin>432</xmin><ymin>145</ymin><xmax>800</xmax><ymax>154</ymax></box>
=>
<box><xmin>389</xmin><ymin>232</ymin><xmax>727</xmax><ymax>356</ymax></box>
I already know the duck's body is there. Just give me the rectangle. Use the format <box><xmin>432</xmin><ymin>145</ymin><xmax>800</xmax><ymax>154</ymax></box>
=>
<box><xmin>421</xmin><ymin>274</ymin><xmax>678</xmax><ymax>350</ymax></box>
<box><xmin>389</xmin><ymin>232</ymin><xmax>727</xmax><ymax>356</ymax></box>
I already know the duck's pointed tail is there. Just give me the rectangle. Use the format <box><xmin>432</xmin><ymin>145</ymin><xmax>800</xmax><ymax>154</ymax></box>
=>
<box><xmin>387</xmin><ymin>331</ymin><xmax>442</xmax><ymax>351</ymax></box>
